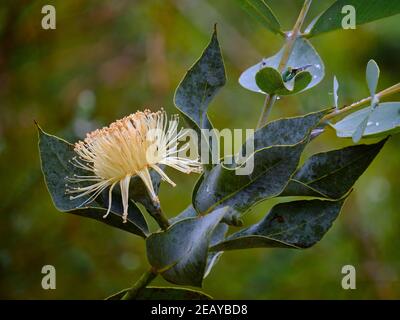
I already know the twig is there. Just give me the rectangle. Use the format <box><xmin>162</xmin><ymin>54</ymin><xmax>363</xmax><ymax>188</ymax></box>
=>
<box><xmin>322</xmin><ymin>83</ymin><xmax>400</xmax><ymax>122</ymax></box>
<box><xmin>277</xmin><ymin>0</ymin><xmax>312</xmax><ymax>72</ymax></box>
<box><xmin>121</xmin><ymin>268</ymin><xmax>158</xmax><ymax>300</ymax></box>
<box><xmin>150</xmin><ymin>204</ymin><xmax>170</xmax><ymax>231</ymax></box>
<box><xmin>257</xmin><ymin>95</ymin><xmax>278</xmax><ymax>128</ymax></box>
<box><xmin>257</xmin><ymin>0</ymin><xmax>313</xmax><ymax>128</ymax></box>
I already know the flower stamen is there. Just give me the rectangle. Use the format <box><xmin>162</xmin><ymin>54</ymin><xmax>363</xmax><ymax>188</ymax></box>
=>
<box><xmin>66</xmin><ymin>109</ymin><xmax>202</xmax><ymax>223</ymax></box>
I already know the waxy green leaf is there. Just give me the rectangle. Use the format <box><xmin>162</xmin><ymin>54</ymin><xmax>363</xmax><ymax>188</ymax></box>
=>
<box><xmin>169</xmin><ymin>205</ymin><xmax>228</xmax><ymax>278</ymax></box>
<box><xmin>194</xmin><ymin>143</ymin><xmax>306</xmax><ymax>216</ymax></box>
<box><xmin>239</xmin><ymin>38</ymin><xmax>324</xmax><ymax>95</ymax></box>
<box><xmin>255</xmin><ymin>67</ymin><xmax>312</xmax><ymax>96</ymax></box>
<box><xmin>281</xmin><ymin>139</ymin><xmax>387</xmax><ymax>199</ymax></box>
<box><xmin>174</xmin><ymin>28</ymin><xmax>225</xmax><ymax>130</ymax></box>
<box><xmin>352</xmin><ymin>108</ymin><xmax>373</xmax><ymax>143</ymax></box>
<box><xmin>352</xmin><ymin>60</ymin><xmax>381</xmax><ymax>143</ymax></box>
<box><xmin>194</xmin><ymin>110</ymin><xmax>327</xmax><ymax>217</ymax></box>
<box><xmin>146</xmin><ymin>207</ymin><xmax>227</xmax><ymax>287</ymax></box>
<box><xmin>332</xmin><ymin>103</ymin><xmax>400</xmax><ymax>139</ymax></box>
<box><xmin>366</xmin><ymin>59</ymin><xmax>380</xmax><ymax>96</ymax></box>
<box><xmin>211</xmin><ymin>198</ymin><xmax>347</xmax><ymax>251</ymax></box>
<box><xmin>252</xmin><ymin>110</ymin><xmax>329</xmax><ymax>150</ymax></box>
<box><xmin>174</xmin><ymin>28</ymin><xmax>226</xmax><ymax>170</ymax></box>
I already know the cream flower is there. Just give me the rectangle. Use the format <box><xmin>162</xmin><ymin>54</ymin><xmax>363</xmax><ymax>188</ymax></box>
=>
<box><xmin>66</xmin><ymin>109</ymin><xmax>202</xmax><ymax>223</ymax></box>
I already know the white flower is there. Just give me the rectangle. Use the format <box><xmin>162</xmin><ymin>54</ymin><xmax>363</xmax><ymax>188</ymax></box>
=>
<box><xmin>66</xmin><ymin>109</ymin><xmax>202</xmax><ymax>223</ymax></box>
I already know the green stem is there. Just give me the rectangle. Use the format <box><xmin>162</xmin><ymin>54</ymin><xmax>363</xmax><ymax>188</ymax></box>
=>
<box><xmin>121</xmin><ymin>268</ymin><xmax>158</xmax><ymax>300</ymax></box>
<box><xmin>322</xmin><ymin>82</ymin><xmax>400</xmax><ymax>122</ymax></box>
<box><xmin>151</xmin><ymin>205</ymin><xmax>170</xmax><ymax>230</ymax></box>
<box><xmin>257</xmin><ymin>0</ymin><xmax>313</xmax><ymax>129</ymax></box>
<box><xmin>277</xmin><ymin>0</ymin><xmax>312</xmax><ymax>72</ymax></box>
<box><xmin>257</xmin><ymin>95</ymin><xmax>277</xmax><ymax>128</ymax></box>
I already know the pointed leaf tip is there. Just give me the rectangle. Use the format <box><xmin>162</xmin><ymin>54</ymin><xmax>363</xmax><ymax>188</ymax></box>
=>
<box><xmin>211</xmin><ymin>197</ymin><xmax>348</xmax><ymax>251</ymax></box>
<box><xmin>281</xmin><ymin>139</ymin><xmax>387</xmax><ymax>199</ymax></box>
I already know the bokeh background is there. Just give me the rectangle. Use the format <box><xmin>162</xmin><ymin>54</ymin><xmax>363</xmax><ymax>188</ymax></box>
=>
<box><xmin>1</xmin><ymin>0</ymin><xmax>400</xmax><ymax>299</ymax></box>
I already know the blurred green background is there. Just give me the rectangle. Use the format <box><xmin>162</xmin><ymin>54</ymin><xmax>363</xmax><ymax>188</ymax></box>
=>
<box><xmin>1</xmin><ymin>0</ymin><xmax>400</xmax><ymax>299</ymax></box>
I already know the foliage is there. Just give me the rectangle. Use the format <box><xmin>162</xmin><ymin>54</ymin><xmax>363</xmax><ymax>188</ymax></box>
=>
<box><xmin>34</xmin><ymin>0</ymin><xmax>400</xmax><ymax>299</ymax></box>
<box><xmin>306</xmin><ymin>0</ymin><xmax>400</xmax><ymax>37</ymax></box>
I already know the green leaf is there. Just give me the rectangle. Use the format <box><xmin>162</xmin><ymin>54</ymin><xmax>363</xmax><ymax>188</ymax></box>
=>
<box><xmin>281</xmin><ymin>139</ymin><xmax>387</xmax><ymax>199</ymax></box>
<box><xmin>252</xmin><ymin>109</ymin><xmax>329</xmax><ymax>149</ymax></box>
<box><xmin>352</xmin><ymin>108</ymin><xmax>373</xmax><ymax>143</ymax></box>
<box><xmin>255</xmin><ymin>67</ymin><xmax>312</xmax><ymax>96</ymax></box>
<box><xmin>366</xmin><ymin>59</ymin><xmax>380</xmax><ymax>96</ymax></box>
<box><xmin>332</xmin><ymin>102</ymin><xmax>400</xmax><ymax>139</ymax></box>
<box><xmin>351</xmin><ymin>60</ymin><xmax>381</xmax><ymax>143</ymax></box>
<box><xmin>106</xmin><ymin>287</ymin><xmax>212</xmax><ymax>300</ymax></box>
<box><xmin>308</xmin><ymin>0</ymin><xmax>400</xmax><ymax>37</ymax></box>
<box><xmin>174</xmin><ymin>27</ymin><xmax>226</xmax><ymax>170</ymax></box>
<box><xmin>211</xmin><ymin>198</ymin><xmax>347</xmax><ymax>251</ymax></box>
<box><xmin>168</xmin><ymin>205</ymin><xmax>228</xmax><ymax>278</ymax></box>
<box><xmin>193</xmin><ymin>110</ymin><xmax>327</xmax><ymax>216</ymax></box>
<box><xmin>255</xmin><ymin>66</ymin><xmax>282</xmax><ymax>94</ymax></box>
<box><xmin>37</xmin><ymin>126</ymin><xmax>149</xmax><ymax>237</ymax></box>
<box><xmin>146</xmin><ymin>207</ymin><xmax>227</xmax><ymax>287</ymax></box>
<box><xmin>240</xmin><ymin>38</ymin><xmax>324</xmax><ymax>95</ymax></box>
<box><xmin>236</xmin><ymin>0</ymin><xmax>282</xmax><ymax>35</ymax></box>
<box><xmin>194</xmin><ymin>143</ymin><xmax>306</xmax><ymax>215</ymax></box>
<box><xmin>174</xmin><ymin>27</ymin><xmax>226</xmax><ymax>130</ymax></box>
